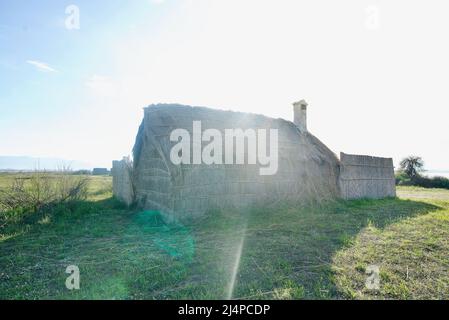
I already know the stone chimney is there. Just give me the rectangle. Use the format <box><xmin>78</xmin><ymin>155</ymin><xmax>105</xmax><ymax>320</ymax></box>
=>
<box><xmin>293</xmin><ymin>99</ymin><xmax>308</xmax><ymax>132</ymax></box>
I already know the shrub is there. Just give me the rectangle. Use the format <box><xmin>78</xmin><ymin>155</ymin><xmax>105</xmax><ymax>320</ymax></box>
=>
<box><xmin>413</xmin><ymin>175</ymin><xmax>449</xmax><ymax>189</ymax></box>
<box><xmin>395</xmin><ymin>172</ymin><xmax>413</xmax><ymax>186</ymax></box>
<box><xmin>395</xmin><ymin>171</ymin><xmax>449</xmax><ymax>190</ymax></box>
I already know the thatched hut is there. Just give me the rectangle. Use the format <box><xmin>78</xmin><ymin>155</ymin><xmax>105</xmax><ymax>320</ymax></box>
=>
<box><xmin>116</xmin><ymin>102</ymin><xmax>340</xmax><ymax>218</ymax></box>
<box><xmin>112</xmin><ymin>101</ymin><xmax>395</xmax><ymax>219</ymax></box>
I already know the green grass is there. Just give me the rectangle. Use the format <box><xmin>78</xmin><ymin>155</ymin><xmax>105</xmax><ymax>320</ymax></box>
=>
<box><xmin>0</xmin><ymin>175</ymin><xmax>448</xmax><ymax>300</ymax></box>
<box><xmin>333</xmin><ymin>187</ymin><xmax>449</xmax><ymax>299</ymax></box>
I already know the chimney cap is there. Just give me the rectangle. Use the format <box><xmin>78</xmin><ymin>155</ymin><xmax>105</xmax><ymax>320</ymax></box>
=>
<box><xmin>293</xmin><ymin>99</ymin><xmax>308</xmax><ymax>108</ymax></box>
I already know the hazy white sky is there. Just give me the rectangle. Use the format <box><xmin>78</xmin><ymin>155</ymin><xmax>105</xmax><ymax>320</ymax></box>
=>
<box><xmin>1</xmin><ymin>0</ymin><xmax>448</xmax><ymax>169</ymax></box>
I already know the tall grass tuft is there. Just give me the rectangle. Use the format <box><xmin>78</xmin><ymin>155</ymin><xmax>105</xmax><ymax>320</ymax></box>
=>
<box><xmin>0</xmin><ymin>168</ymin><xmax>89</xmax><ymax>226</ymax></box>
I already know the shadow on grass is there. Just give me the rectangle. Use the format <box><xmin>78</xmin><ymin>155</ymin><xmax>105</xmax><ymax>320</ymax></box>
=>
<box><xmin>0</xmin><ymin>196</ymin><xmax>441</xmax><ymax>299</ymax></box>
<box><xmin>215</xmin><ymin>198</ymin><xmax>441</xmax><ymax>300</ymax></box>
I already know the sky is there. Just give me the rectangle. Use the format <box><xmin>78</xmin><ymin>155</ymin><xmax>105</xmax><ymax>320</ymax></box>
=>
<box><xmin>0</xmin><ymin>0</ymin><xmax>448</xmax><ymax>170</ymax></box>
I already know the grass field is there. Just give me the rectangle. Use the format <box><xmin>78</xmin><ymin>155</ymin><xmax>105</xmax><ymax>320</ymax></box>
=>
<box><xmin>0</xmin><ymin>174</ymin><xmax>448</xmax><ymax>299</ymax></box>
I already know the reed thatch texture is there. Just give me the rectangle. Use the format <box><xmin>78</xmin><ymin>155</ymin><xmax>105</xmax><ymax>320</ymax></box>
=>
<box><xmin>339</xmin><ymin>152</ymin><xmax>396</xmax><ymax>200</ymax></box>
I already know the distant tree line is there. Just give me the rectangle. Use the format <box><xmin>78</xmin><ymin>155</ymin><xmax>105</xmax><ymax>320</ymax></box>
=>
<box><xmin>71</xmin><ymin>169</ymin><xmax>111</xmax><ymax>176</ymax></box>
<box><xmin>72</xmin><ymin>169</ymin><xmax>91</xmax><ymax>175</ymax></box>
<box><xmin>396</xmin><ymin>156</ymin><xmax>449</xmax><ymax>189</ymax></box>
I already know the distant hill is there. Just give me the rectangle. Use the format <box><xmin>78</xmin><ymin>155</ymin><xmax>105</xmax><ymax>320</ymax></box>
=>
<box><xmin>0</xmin><ymin>156</ymin><xmax>96</xmax><ymax>171</ymax></box>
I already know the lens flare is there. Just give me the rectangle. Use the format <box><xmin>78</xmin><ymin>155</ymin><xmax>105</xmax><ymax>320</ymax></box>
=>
<box><xmin>226</xmin><ymin>224</ymin><xmax>247</xmax><ymax>300</ymax></box>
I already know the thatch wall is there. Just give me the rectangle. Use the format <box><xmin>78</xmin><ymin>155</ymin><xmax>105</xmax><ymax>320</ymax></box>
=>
<box><xmin>112</xmin><ymin>159</ymin><xmax>134</xmax><ymax>206</ymax></box>
<box><xmin>339</xmin><ymin>152</ymin><xmax>396</xmax><ymax>200</ymax></box>
<box><xmin>130</xmin><ymin>104</ymin><xmax>340</xmax><ymax>219</ymax></box>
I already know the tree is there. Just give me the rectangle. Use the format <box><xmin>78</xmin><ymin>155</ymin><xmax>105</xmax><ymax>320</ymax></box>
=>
<box><xmin>399</xmin><ymin>156</ymin><xmax>424</xmax><ymax>179</ymax></box>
